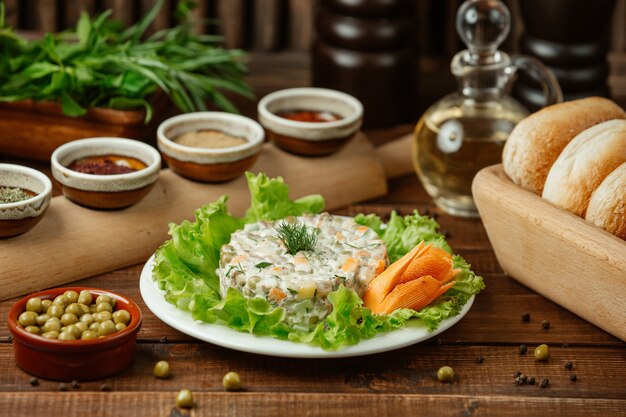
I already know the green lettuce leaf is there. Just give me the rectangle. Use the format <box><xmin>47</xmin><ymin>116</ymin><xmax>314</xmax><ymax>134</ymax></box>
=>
<box><xmin>152</xmin><ymin>195</ymin><xmax>242</xmax><ymax>311</ymax></box>
<box><xmin>356</xmin><ymin>210</ymin><xmax>450</xmax><ymax>262</ymax></box>
<box><xmin>243</xmin><ymin>172</ymin><xmax>324</xmax><ymax>223</ymax></box>
<box><xmin>153</xmin><ymin>174</ymin><xmax>484</xmax><ymax>350</ymax></box>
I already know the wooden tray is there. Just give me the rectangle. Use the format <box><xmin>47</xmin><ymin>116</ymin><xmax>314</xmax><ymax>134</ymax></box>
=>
<box><xmin>0</xmin><ymin>94</ymin><xmax>172</xmax><ymax>161</ymax></box>
<box><xmin>0</xmin><ymin>133</ymin><xmax>388</xmax><ymax>301</ymax></box>
<box><xmin>473</xmin><ymin>164</ymin><xmax>626</xmax><ymax>341</ymax></box>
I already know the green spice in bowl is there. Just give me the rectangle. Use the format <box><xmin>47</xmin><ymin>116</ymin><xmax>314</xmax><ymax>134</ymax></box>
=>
<box><xmin>0</xmin><ymin>164</ymin><xmax>52</xmax><ymax>239</ymax></box>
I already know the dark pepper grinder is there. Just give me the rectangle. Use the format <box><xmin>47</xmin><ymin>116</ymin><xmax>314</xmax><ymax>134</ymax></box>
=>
<box><xmin>515</xmin><ymin>0</ymin><xmax>617</xmax><ymax>110</ymax></box>
<box><xmin>312</xmin><ymin>0</ymin><xmax>415</xmax><ymax>128</ymax></box>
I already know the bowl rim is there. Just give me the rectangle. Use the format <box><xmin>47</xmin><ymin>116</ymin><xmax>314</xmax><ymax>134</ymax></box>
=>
<box><xmin>7</xmin><ymin>287</ymin><xmax>142</xmax><ymax>352</ymax></box>
<box><xmin>51</xmin><ymin>137</ymin><xmax>161</xmax><ymax>184</ymax></box>
<box><xmin>0</xmin><ymin>163</ymin><xmax>52</xmax><ymax>210</ymax></box>
<box><xmin>157</xmin><ymin>111</ymin><xmax>265</xmax><ymax>156</ymax></box>
<box><xmin>257</xmin><ymin>87</ymin><xmax>364</xmax><ymax>130</ymax></box>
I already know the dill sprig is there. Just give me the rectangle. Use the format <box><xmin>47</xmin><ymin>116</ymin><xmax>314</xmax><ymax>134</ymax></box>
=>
<box><xmin>275</xmin><ymin>221</ymin><xmax>318</xmax><ymax>255</ymax></box>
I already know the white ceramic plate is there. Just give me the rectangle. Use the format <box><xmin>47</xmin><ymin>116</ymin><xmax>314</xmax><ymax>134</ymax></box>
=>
<box><xmin>140</xmin><ymin>255</ymin><xmax>474</xmax><ymax>358</ymax></box>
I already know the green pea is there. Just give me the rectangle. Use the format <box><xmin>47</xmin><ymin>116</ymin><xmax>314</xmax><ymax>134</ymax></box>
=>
<box><xmin>18</xmin><ymin>311</ymin><xmax>37</xmax><ymax>327</ymax></box>
<box><xmin>65</xmin><ymin>324</ymin><xmax>82</xmax><ymax>338</ymax></box>
<box><xmin>43</xmin><ymin>318</ymin><xmax>61</xmax><ymax>333</ymax></box>
<box><xmin>36</xmin><ymin>314</ymin><xmax>50</xmax><ymax>326</ymax></box>
<box><xmin>534</xmin><ymin>344</ymin><xmax>550</xmax><ymax>361</ymax></box>
<box><xmin>115</xmin><ymin>323</ymin><xmax>127</xmax><ymax>332</ymax></box>
<box><xmin>96</xmin><ymin>302</ymin><xmax>112</xmax><ymax>313</ymax></box>
<box><xmin>89</xmin><ymin>322</ymin><xmax>100</xmax><ymax>331</ymax></box>
<box><xmin>77</xmin><ymin>290</ymin><xmax>92</xmax><ymax>305</ymax></box>
<box><xmin>61</xmin><ymin>313</ymin><xmax>78</xmax><ymax>326</ymax></box>
<box><xmin>222</xmin><ymin>372</ymin><xmax>242</xmax><ymax>391</ymax></box>
<box><xmin>26</xmin><ymin>297</ymin><xmax>42</xmax><ymax>313</ymax></box>
<box><xmin>63</xmin><ymin>290</ymin><xmax>79</xmax><ymax>304</ymax></box>
<box><xmin>58</xmin><ymin>331</ymin><xmax>76</xmax><ymax>341</ymax></box>
<box><xmin>98</xmin><ymin>320</ymin><xmax>116</xmax><ymax>336</ymax></box>
<box><xmin>79</xmin><ymin>303</ymin><xmax>91</xmax><ymax>316</ymax></box>
<box><xmin>80</xmin><ymin>314</ymin><xmax>95</xmax><ymax>326</ymax></box>
<box><xmin>176</xmin><ymin>389</ymin><xmax>194</xmax><ymax>409</ymax></box>
<box><xmin>96</xmin><ymin>295</ymin><xmax>113</xmax><ymax>306</ymax></box>
<box><xmin>47</xmin><ymin>305</ymin><xmax>64</xmax><ymax>319</ymax></box>
<box><xmin>153</xmin><ymin>361</ymin><xmax>170</xmax><ymax>379</ymax></box>
<box><xmin>65</xmin><ymin>303</ymin><xmax>82</xmax><ymax>316</ymax></box>
<box><xmin>437</xmin><ymin>366</ymin><xmax>455</xmax><ymax>382</ymax></box>
<box><xmin>53</xmin><ymin>295</ymin><xmax>67</xmax><ymax>307</ymax></box>
<box><xmin>42</xmin><ymin>331</ymin><xmax>59</xmax><ymax>339</ymax></box>
<box><xmin>89</xmin><ymin>304</ymin><xmax>98</xmax><ymax>313</ymax></box>
<box><xmin>81</xmin><ymin>330</ymin><xmax>98</xmax><ymax>340</ymax></box>
<box><xmin>75</xmin><ymin>322</ymin><xmax>88</xmax><ymax>333</ymax></box>
<box><xmin>112</xmin><ymin>309</ymin><xmax>131</xmax><ymax>325</ymax></box>
<box><xmin>24</xmin><ymin>326</ymin><xmax>41</xmax><ymax>335</ymax></box>
<box><xmin>41</xmin><ymin>299</ymin><xmax>52</xmax><ymax>311</ymax></box>
<box><xmin>96</xmin><ymin>311</ymin><xmax>112</xmax><ymax>323</ymax></box>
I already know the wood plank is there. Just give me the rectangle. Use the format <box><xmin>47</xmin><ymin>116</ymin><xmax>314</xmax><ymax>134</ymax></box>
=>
<box><xmin>63</xmin><ymin>0</ymin><xmax>97</xmax><ymax>29</ymax></box>
<box><xmin>3</xmin><ymin>0</ymin><xmax>19</xmax><ymax>27</ymax></box>
<box><xmin>414</xmin><ymin>0</ymin><xmax>432</xmax><ymax>55</ymax></box>
<box><xmin>1</xmin><ymin>344</ymin><xmax>625</xmax><ymax>398</ymax></box>
<box><xmin>372</xmin><ymin>174</ymin><xmax>433</xmax><ymax>204</ymax></box>
<box><xmin>253</xmin><ymin>0</ymin><xmax>282</xmax><ymax>51</ymax></box>
<box><xmin>0</xmin><ymin>391</ymin><xmax>625</xmax><ymax>417</ymax></box>
<box><xmin>244</xmin><ymin>51</ymin><xmax>311</xmax><ymax>95</ymax></box>
<box><xmin>2</xmin><ymin>269</ymin><xmax>621</xmax><ymax>346</ymax></box>
<box><xmin>140</xmin><ymin>0</ymin><xmax>171</xmax><ymax>33</ymax></box>
<box><xmin>26</xmin><ymin>0</ymin><xmax>58</xmax><ymax>32</ymax></box>
<box><xmin>189</xmin><ymin>0</ymin><xmax>209</xmax><ymax>35</ymax></box>
<box><xmin>103</xmin><ymin>0</ymin><xmax>135</xmax><ymax>27</ymax></box>
<box><xmin>612</xmin><ymin>0</ymin><xmax>625</xmax><ymax>52</ymax></box>
<box><xmin>216</xmin><ymin>0</ymin><xmax>246</xmax><ymax>48</ymax></box>
<box><xmin>288</xmin><ymin>0</ymin><xmax>314</xmax><ymax>50</ymax></box>
<box><xmin>375</xmin><ymin>134</ymin><xmax>414</xmax><ymax>179</ymax></box>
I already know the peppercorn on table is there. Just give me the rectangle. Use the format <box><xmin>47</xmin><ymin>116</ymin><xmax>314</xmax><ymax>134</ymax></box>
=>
<box><xmin>0</xmin><ymin>168</ymin><xmax>624</xmax><ymax>416</ymax></box>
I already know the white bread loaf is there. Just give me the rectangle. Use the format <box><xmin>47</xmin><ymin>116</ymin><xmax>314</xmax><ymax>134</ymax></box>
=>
<box><xmin>542</xmin><ymin>119</ymin><xmax>626</xmax><ymax>217</ymax></box>
<box><xmin>585</xmin><ymin>163</ymin><xmax>626</xmax><ymax>240</ymax></box>
<box><xmin>502</xmin><ymin>97</ymin><xmax>626</xmax><ymax>194</ymax></box>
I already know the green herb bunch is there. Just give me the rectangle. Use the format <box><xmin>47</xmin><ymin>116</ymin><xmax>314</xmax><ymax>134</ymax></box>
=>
<box><xmin>275</xmin><ymin>221</ymin><xmax>318</xmax><ymax>255</ymax></box>
<box><xmin>0</xmin><ymin>0</ymin><xmax>252</xmax><ymax>122</ymax></box>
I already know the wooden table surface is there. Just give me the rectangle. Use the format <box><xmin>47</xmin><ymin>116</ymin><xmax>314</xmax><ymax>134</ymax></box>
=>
<box><xmin>0</xmin><ymin>171</ymin><xmax>624</xmax><ymax>416</ymax></box>
<box><xmin>1</xmin><ymin>53</ymin><xmax>625</xmax><ymax>414</ymax></box>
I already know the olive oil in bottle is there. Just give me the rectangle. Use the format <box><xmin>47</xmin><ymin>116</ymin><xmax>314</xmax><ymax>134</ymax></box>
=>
<box><xmin>413</xmin><ymin>0</ymin><xmax>561</xmax><ymax>217</ymax></box>
<box><xmin>414</xmin><ymin>100</ymin><xmax>527</xmax><ymax>217</ymax></box>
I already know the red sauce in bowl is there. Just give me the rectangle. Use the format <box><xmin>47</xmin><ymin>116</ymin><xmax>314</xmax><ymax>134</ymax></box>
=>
<box><xmin>68</xmin><ymin>155</ymin><xmax>147</xmax><ymax>175</ymax></box>
<box><xmin>276</xmin><ymin>110</ymin><xmax>342</xmax><ymax>123</ymax></box>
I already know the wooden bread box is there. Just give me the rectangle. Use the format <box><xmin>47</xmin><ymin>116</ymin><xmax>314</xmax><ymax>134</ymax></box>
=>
<box><xmin>473</xmin><ymin>164</ymin><xmax>626</xmax><ymax>341</ymax></box>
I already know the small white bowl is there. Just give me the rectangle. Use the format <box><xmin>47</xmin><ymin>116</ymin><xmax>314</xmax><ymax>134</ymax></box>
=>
<box><xmin>257</xmin><ymin>88</ymin><xmax>363</xmax><ymax>156</ymax></box>
<box><xmin>51</xmin><ymin>138</ymin><xmax>161</xmax><ymax>209</ymax></box>
<box><xmin>157</xmin><ymin>112</ymin><xmax>264</xmax><ymax>182</ymax></box>
<box><xmin>0</xmin><ymin>164</ymin><xmax>52</xmax><ymax>238</ymax></box>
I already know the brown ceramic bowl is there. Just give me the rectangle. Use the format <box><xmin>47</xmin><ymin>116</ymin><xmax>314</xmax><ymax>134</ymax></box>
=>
<box><xmin>7</xmin><ymin>287</ymin><xmax>142</xmax><ymax>381</ymax></box>
<box><xmin>0</xmin><ymin>164</ymin><xmax>52</xmax><ymax>239</ymax></box>
<box><xmin>258</xmin><ymin>88</ymin><xmax>363</xmax><ymax>156</ymax></box>
<box><xmin>51</xmin><ymin>138</ymin><xmax>161</xmax><ymax>209</ymax></box>
<box><xmin>157</xmin><ymin>112</ymin><xmax>264</xmax><ymax>182</ymax></box>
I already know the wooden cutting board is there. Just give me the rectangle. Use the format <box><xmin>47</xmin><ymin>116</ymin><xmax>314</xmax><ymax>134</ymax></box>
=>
<box><xmin>0</xmin><ymin>133</ymin><xmax>389</xmax><ymax>300</ymax></box>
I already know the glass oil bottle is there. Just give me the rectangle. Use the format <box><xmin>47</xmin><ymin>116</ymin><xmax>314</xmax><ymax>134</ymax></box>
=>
<box><xmin>413</xmin><ymin>0</ymin><xmax>562</xmax><ymax>218</ymax></box>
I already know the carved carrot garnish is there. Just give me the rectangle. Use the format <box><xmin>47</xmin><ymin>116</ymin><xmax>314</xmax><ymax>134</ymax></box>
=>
<box><xmin>363</xmin><ymin>241</ymin><xmax>458</xmax><ymax>314</ymax></box>
<box><xmin>362</xmin><ymin>242</ymin><xmax>425</xmax><ymax>308</ymax></box>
